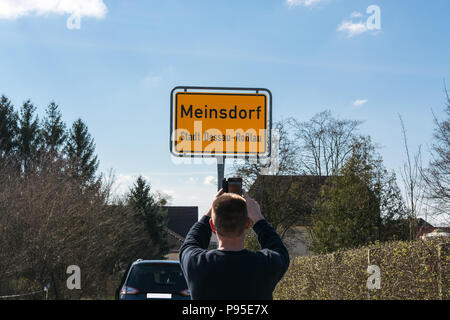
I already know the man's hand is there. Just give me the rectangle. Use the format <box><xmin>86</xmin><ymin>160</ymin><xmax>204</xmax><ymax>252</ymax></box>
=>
<box><xmin>242</xmin><ymin>190</ymin><xmax>264</xmax><ymax>224</ymax></box>
<box><xmin>205</xmin><ymin>188</ymin><xmax>224</xmax><ymax>217</ymax></box>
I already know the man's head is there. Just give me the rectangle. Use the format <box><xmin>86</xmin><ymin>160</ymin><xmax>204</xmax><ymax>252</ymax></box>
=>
<box><xmin>210</xmin><ymin>193</ymin><xmax>249</xmax><ymax>238</ymax></box>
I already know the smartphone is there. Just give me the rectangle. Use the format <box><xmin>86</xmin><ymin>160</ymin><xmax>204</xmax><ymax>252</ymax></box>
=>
<box><xmin>222</xmin><ymin>178</ymin><xmax>243</xmax><ymax>195</ymax></box>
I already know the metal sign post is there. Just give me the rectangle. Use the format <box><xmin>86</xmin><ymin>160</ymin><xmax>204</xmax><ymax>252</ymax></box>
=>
<box><xmin>217</xmin><ymin>157</ymin><xmax>225</xmax><ymax>191</ymax></box>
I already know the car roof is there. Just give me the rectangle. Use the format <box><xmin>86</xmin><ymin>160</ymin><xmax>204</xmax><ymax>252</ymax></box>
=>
<box><xmin>131</xmin><ymin>260</ymin><xmax>180</xmax><ymax>266</ymax></box>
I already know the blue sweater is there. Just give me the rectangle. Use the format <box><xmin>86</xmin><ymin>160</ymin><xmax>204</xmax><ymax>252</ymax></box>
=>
<box><xmin>179</xmin><ymin>215</ymin><xmax>290</xmax><ymax>300</ymax></box>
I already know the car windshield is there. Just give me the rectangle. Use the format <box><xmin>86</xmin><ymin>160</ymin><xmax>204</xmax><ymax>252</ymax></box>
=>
<box><xmin>127</xmin><ymin>263</ymin><xmax>187</xmax><ymax>293</ymax></box>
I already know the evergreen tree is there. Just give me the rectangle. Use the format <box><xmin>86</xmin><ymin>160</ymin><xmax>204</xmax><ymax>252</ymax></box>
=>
<box><xmin>311</xmin><ymin>164</ymin><xmax>380</xmax><ymax>254</ymax></box>
<box><xmin>128</xmin><ymin>176</ymin><xmax>169</xmax><ymax>259</ymax></box>
<box><xmin>0</xmin><ymin>95</ymin><xmax>18</xmax><ymax>159</ymax></box>
<box><xmin>17</xmin><ymin>100</ymin><xmax>41</xmax><ymax>173</ymax></box>
<box><xmin>310</xmin><ymin>136</ymin><xmax>408</xmax><ymax>253</ymax></box>
<box><xmin>65</xmin><ymin>119</ymin><xmax>99</xmax><ymax>184</ymax></box>
<box><xmin>379</xmin><ymin>171</ymin><xmax>410</xmax><ymax>241</ymax></box>
<box><xmin>42</xmin><ymin>102</ymin><xmax>66</xmax><ymax>155</ymax></box>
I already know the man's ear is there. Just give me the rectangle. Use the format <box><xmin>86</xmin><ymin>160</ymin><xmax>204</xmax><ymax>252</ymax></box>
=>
<box><xmin>209</xmin><ymin>218</ymin><xmax>217</xmax><ymax>234</ymax></box>
<box><xmin>245</xmin><ymin>217</ymin><xmax>251</xmax><ymax>230</ymax></box>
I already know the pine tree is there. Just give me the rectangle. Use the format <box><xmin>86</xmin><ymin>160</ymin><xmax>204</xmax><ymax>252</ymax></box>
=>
<box><xmin>128</xmin><ymin>176</ymin><xmax>169</xmax><ymax>259</ymax></box>
<box><xmin>17</xmin><ymin>100</ymin><xmax>41</xmax><ymax>173</ymax></box>
<box><xmin>0</xmin><ymin>95</ymin><xmax>18</xmax><ymax>159</ymax></box>
<box><xmin>42</xmin><ymin>102</ymin><xmax>66</xmax><ymax>155</ymax></box>
<box><xmin>65</xmin><ymin>118</ymin><xmax>99</xmax><ymax>184</ymax></box>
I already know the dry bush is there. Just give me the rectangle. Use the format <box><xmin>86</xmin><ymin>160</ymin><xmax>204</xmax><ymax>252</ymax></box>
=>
<box><xmin>0</xmin><ymin>158</ymin><xmax>154</xmax><ymax>299</ymax></box>
<box><xmin>274</xmin><ymin>238</ymin><xmax>450</xmax><ymax>300</ymax></box>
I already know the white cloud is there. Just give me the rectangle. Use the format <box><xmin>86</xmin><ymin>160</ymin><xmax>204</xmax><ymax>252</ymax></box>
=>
<box><xmin>159</xmin><ymin>189</ymin><xmax>175</xmax><ymax>198</ymax></box>
<box><xmin>111</xmin><ymin>174</ymin><xmax>135</xmax><ymax>197</ymax></box>
<box><xmin>0</xmin><ymin>0</ymin><xmax>107</xmax><ymax>20</ymax></box>
<box><xmin>338</xmin><ymin>9</ymin><xmax>382</xmax><ymax>38</ymax></box>
<box><xmin>338</xmin><ymin>20</ymin><xmax>368</xmax><ymax>38</ymax></box>
<box><xmin>352</xmin><ymin>99</ymin><xmax>368</xmax><ymax>107</ymax></box>
<box><xmin>203</xmin><ymin>175</ymin><xmax>216</xmax><ymax>186</ymax></box>
<box><xmin>111</xmin><ymin>173</ymin><xmax>157</xmax><ymax>197</ymax></box>
<box><xmin>286</xmin><ymin>0</ymin><xmax>328</xmax><ymax>7</ymax></box>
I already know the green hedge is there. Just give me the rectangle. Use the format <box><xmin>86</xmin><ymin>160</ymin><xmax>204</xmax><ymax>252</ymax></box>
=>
<box><xmin>274</xmin><ymin>238</ymin><xmax>450</xmax><ymax>300</ymax></box>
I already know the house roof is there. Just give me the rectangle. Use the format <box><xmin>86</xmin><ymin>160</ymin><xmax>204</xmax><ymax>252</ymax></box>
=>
<box><xmin>416</xmin><ymin>218</ymin><xmax>434</xmax><ymax>228</ymax></box>
<box><xmin>166</xmin><ymin>228</ymin><xmax>185</xmax><ymax>242</ymax></box>
<box><xmin>248</xmin><ymin>175</ymin><xmax>330</xmax><ymax>225</ymax></box>
<box><xmin>249</xmin><ymin>175</ymin><xmax>330</xmax><ymax>201</ymax></box>
<box><xmin>249</xmin><ymin>175</ymin><xmax>328</xmax><ymax>191</ymax></box>
<box><xmin>166</xmin><ymin>227</ymin><xmax>185</xmax><ymax>252</ymax></box>
<box><xmin>163</xmin><ymin>206</ymin><xmax>198</xmax><ymax>239</ymax></box>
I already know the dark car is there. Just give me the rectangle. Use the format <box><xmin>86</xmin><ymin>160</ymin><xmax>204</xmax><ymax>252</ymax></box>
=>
<box><xmin>115</xmin><ymin>260</ymin><xmax>190</xmax><ymax>300</ymax></box>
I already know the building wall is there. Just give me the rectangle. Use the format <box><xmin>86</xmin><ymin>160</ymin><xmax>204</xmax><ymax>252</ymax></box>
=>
<box><xmin>283</xmin><ymin>226</ymin><xmax>313</xmax><ymax>257</ymax></box>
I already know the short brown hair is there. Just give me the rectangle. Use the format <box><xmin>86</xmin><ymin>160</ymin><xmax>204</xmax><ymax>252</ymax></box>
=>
<box><xmin>212</xmin><ymin>193</ymin><xmax>248</xmax><ymax>238</ymax></box>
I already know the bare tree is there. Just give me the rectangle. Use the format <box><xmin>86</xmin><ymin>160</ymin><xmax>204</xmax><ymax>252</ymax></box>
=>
<box><xmin>232</xmin><ymin>118</ymin><xmax>299</xmax><ymax>189</ymax></box>
<box><xmin>423</xmin><ymin>88</ymin><xmax>450</xmax><ymax>224</ymax></box>
<box><xmin>399</xmin><ymin>115</ymin><xmax>425</xmax><ymax>240</ymax></box>
<box><xmin>0</xmin><ymin>156</ymin><xmax>157</xmax><ymax>299</ymax></box>
<box><xmin>234</xmin><ymin>112</ymin><xmax>364</xmax><ymax>188</ymax></box>
<box><xmin>236</xmin><ymin>112</ymin><xmax>365</xmax><ymax>250</ymax></box>
<box><xmin>290</xmin><ymin>110</ymin><xmax>363</xmax><ymax>177</ymax></box>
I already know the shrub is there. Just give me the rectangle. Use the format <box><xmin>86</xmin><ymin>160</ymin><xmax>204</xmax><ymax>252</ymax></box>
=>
<box><xmin>0</xmin><ymin>159</ymin><xmax>156</xmax><ymax>299</ymax></box>
<box><xmin>274</xmin><ymin>238</ymin><xmax>450</xmax><ymax>300</ymax></box>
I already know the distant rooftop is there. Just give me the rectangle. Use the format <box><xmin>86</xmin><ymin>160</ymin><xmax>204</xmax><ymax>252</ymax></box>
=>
<box><xmin>163</xmin><ymin>206</ymin><xmax>198</xmax><ymax>240</ymax></box>
<box><xmin>248</xmin><ymin>175</ymin><xmax>330</xmax><ymax>225</ymax></box>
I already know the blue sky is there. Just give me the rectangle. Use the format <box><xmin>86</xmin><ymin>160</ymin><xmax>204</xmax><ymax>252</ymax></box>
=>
<box><xmin>0</xmin><ymin>0</ymin><xmax>449</xmax><ymax>222</ymax></box>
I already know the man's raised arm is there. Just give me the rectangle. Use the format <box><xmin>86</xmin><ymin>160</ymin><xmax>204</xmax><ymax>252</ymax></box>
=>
<box><xmin>179</xmin><ymin>189</ymin><xmax>224</xmax><ymax>262</ymax></box>
<box><xmin>243</xmin><ymin>190</ymin><xmax>290</xmax><ymax>279</ymax></box>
